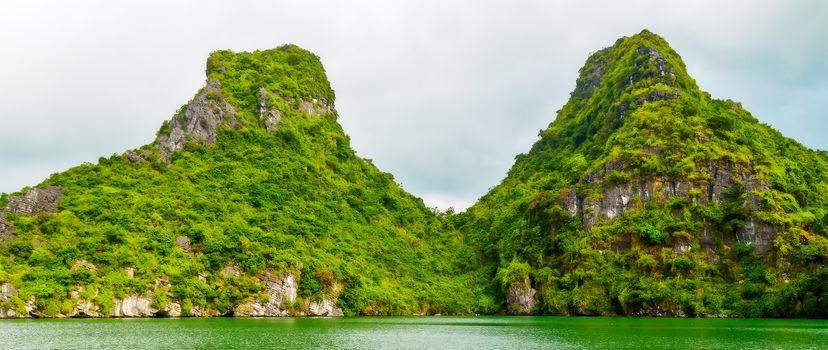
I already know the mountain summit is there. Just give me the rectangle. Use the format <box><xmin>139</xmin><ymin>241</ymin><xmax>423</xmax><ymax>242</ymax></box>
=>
<box><xmin>0</xmin><ymin>45</ymin><xmax>476</xmax><ymax>318</ymax></box>
<box><xmin>459</xmin><ymin>30</ymin><xmax>828</xmax><ymax>317</ymax></box>
<box><xmin>1</xmin><ymin>31</ymin><xmax>826</xmax><ymax>319</ymax></box>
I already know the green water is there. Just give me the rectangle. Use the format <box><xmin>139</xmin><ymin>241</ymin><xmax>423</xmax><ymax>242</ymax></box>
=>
<box><xmin>1</xmin><ymin>316</ymin><xmax>827</xmax><ymax>349</ymax></box>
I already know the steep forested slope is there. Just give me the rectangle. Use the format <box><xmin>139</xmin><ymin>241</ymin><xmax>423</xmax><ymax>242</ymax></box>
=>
<box><xmin>0</xmin><ymin>45</ymin><xmax>477</xmax><ymax>318</ymax></box>
<box><xmin>2</xmin><ymin>31</ymin><xmax>826</xmax><ymax>319</ymax></box>
<box><xmin>458</xmin><ymin>30</ymin><xmax>828</xmax><ymax>317</ymax></box>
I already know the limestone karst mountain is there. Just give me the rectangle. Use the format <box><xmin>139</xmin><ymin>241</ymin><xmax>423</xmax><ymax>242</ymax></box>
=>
<box><xmin>0</xmin><ymin>45</ymin><xmax>476</xmax><ymax>318</ymax></box>
<box><xmin>1</xmin><ymin>31</ymin><xmax>827</xmax><ymax>319</ymax></box>
<box><xmin>458</xmin><ymin>30</ymin><xmax>828</xmax><ymax>317</ymax></box>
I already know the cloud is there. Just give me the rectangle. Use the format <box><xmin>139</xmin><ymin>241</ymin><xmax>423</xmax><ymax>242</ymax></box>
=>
<box><xmin>1</xmin><ymin>0</ymin><xmax>825</xmax><ymax>210</ymax></box>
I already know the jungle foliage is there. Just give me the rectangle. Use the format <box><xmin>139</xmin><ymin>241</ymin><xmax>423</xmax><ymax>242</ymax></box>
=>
<box><xmin>457</xmin><ymin>30</ymin><xmax>828</xmax><ymax>317</ymax></box>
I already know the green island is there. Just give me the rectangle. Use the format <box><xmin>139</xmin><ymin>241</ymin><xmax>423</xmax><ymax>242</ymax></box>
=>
<box><xmin>1</xmin><ymin>30</ymin><xmax>826</xmax><ymax>319</ymax></box>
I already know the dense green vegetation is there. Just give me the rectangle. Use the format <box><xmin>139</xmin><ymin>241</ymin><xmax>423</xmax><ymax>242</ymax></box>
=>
<box><xmin>458</xmin><ymin>30</ymin><xmax>828</xmax><ymax>317</ymax></box>
<box><xmin>0</xmin><ymin>45</ymin><xmax>477</xmax><ymax>317</ymax></box>
<box><xmin>2</xmin><ymin>31</ymin><xmax>827</xmax><ymax>318</ymax></box>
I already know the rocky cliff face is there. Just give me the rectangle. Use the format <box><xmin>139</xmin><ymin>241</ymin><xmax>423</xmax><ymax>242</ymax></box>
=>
<box><xmin>0</xmin><ymin>44</ymin><xmax>472</xmax><ymax>319</ymax></box>
<box><xmin>462</xmin><ymin>30</ymin><xmax>828</xmax><ymax>318</ymax></box>
<box><xmin>0</xmin><ymin>217</ymin><xmax>12</xmax><ymax>242</ymax></box>
<box><xmin>258</xmin><ymin>87</ymin><xmax>283</xmax><ymax>132</ymax></box>
<box><xmin>505</xmin><ymin>276</ymin><xmax>536</xmax><ymax>315</ymax></box>
<box><xmin>234</xmin><ymin>272</ymin><xmax>298</xmax><ymax>317</ymax></box>
<box><xmin>110</xmin><ymin>296</ymin><xmax>157</xmax><ymax>317</ymax></box>
<box><xmin>0</xmin><ymin>283</ymin><xmax>31</xmax><ymax>318</ymax></box>
<box><xmin>0</xmin><ymin>269</ymin><xmax>345</xmax><ymax>318</ymax></box>
<box><xmin>0</xmin><ymin>186</ymin><xmax>63</xmax><ymax>241</ymax></box>
<box><xmin>560</xmin><ymin>160</ymin><xmax>778</xmax><ymax>253</ymax></box>
<box><xmin>155</xmin><ymin>80</ymin><xmax>238</xmax><ymax>162</ymax></box>
<box><xmin>305</xmin><ymin>281</ymin><xmax>345</xmax><ymax>317</ymax></box>
<box><xmin>5</xmin><ymin>186</ymin><xmax>63</xmax><ymax>215</ymax></box>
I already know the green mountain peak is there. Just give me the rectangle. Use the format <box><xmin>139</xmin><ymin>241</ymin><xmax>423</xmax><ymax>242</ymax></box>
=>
<box><xmin>205</xmin><ymin>45</ymin><xmax>336</xmax><ymax>119</ymax></box>
<box><xmin>573</xmin><ymin>29</ymin><xmax>695</xmax><ymax>100</ymax></box>
<box><xmin>2</xmin><ymin>32</ymin><xmax>827</xmax><ymax>320</ymax></box>
<box><xmin>462</xmin><ymin>30</ymin><xmax>828</xmax><ymax>317</ymax></box>
<box><xmin>0</xmin><ymin>45</ymin><xmax>477</xmax><ymax>318</ymax></box>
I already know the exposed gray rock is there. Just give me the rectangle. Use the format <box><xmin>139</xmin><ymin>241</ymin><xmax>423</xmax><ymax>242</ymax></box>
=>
<box><xmin>235</xmin><ymin>272</ymin><xmax>298</xmax><ymax>317</ymax></box>
<box><xmin>154</xmin><ymin>277</ymin><xmax>171</xmax><ymax>289</ymax></box>
<box><xmin>565</xmin><ymin>160</ymin><xmax>777</xmax><ymax>253</ymax></box>
<box><xmin>704</xmin><ymin>161</ymin><xmax>768</xmax><ymax>203</ymax></box>
<box><xmin>562</xmin><ymin>188</ymin><xmax>579</xmax><ymax>216</ymax></box>
<box><xmin>125</xmin><ymin>266</ymin><xmax>135</xmax><ymax>278</ymax></box>
<box><xmin>175</xmin><ymin>236</ymin><xmax>191</xmax><ymax>253</ymax></box>
<box><xmin>579</xmin><ymin>179</ymin><xmax>691</xmax><ymax>231</ymax></box>
<box><xmin>672</xmin><ymin>240</ymin><xmax>692</xmax><ymax>254</ymax></box>
<box><xmin>0</xmin><ymin>289</ymin><xmax>37</xmax><ymax>318</ymax></box>
<box><xmin>0</xmin><ymin>308</ymin><xmax>16</xmax><ymax>318</ymax></box>
<box><xmin>635</xmin><ymin>45</ymin><xmax>675</xmax><ymax>82</ymax></box>
<box><xmin>187</xmin><ymin>305</ymin><xmax>221</xmax><ymax>317</ymax></box>
<box><xmin>299</xmin><ymin>99</ymin><xmax>331</xmax><ymax>117</ymax></box>
<box><xmin>0</xmin><ymin>216</ymin><xmax>13</xmax><ymax>242</ymax></box>
<box><xmin>1</xmin><ymin>283</ymin><xmax>17</xmax><ymax>299</ymax></box>
<box><xmin>68</xmin><ymin>287</ymin><xmax>100</xmax><ymax>318</ymax></box>
<box><xmin>306</xmin><ymin>297</ymin><xmax>344</xmax><ymax>317</ymax></box>
<box><xmin>5</xmin><ymin>186</ymin><xmax>62</xmax><ymax>215</ymax></box>
<box><xmin>736</xmin><ymin>217</ymin><xmax>778</xmax><ymax>254</ymax></box>
<box><xmin>72</xmin><ymin>260</ymin><xmax>97</xmax><ymax>271</ymax></box>
<box><xmin>258</xmin><ymin>87</ymin><xmax>283</xmax><ymax>131</ymax></box>
<box><xmin>638</xmin><ymin>87</ymin><xmax>681</xmax><ymax>104</ymax></box>
<box><xmin>125</xmin><ymin>149</ymin><xmax>150</xmax><ymax>163</ymax></box>
<box><xmin>1</xmin><ymin>186</ymin><xmax>63</xmax><ymax>241</ymax></box>
<box><xmin>111</xmin><ymin>295</ymin><xmax>157</xmax><ymax>317</ymax></box>
<box><xmin>156</xmin><ymin>302</ymin><xmax>181</xmax><ymax>317</ymax></box>
<box><xmin>505</xmin><ymin>276</ymin><xmax>536</xmax><ymax>315</ymax></box>
<box><xmin>25</xmin><ymin>297</ymin><xmax>36</xmax><ymax>316</ymax></box>
<box><xmin>0</xmin><ymin>283</ymin><xmax>22</xmax><ymax>318</ymax></box>
<box><xmin>571</xmin><ymin>48</ymin><xmax>610</xmax><ymax>99</ymax></box>
<box><xmin>304</xmin><ymin>282</ymin><xmax>344</xmax><ymax>317</ymax></box>
<box><xmin>156</xmin><ymin>80</ymin><xmax>238</xmax><ymax>161</ymax></box>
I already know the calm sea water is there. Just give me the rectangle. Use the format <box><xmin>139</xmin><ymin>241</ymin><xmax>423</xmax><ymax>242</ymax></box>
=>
<box><xmin>1</xmin><ymin>316</ymin><xmax>826</xmax><ymax>349</ymax></box>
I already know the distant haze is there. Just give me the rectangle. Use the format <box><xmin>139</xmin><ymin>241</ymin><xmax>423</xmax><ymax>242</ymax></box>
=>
<box><xmin>1</xmin><ymin>0</ymin><xmax>826</xmax><ymax>210</ymax></box>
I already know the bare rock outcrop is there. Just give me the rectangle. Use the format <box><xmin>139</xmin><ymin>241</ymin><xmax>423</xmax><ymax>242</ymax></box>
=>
<box><xmin>306</xmin><ymin>296</ymin><xmax>344</xmax><ymax>317</ymax></box>
<box><xmin>258</xmin><ymin>87</ymin><xmax>283</xmax><ymax>131</ymax></box>
<box><xmin>304</xmin><ymin>282</ymin><xmax>344</xmax><ymax>317</ymax></box>
<box><xmin>635</xmin><ymin>45</ymin><xmax>675</xmax><ymax>82</ymax></box>
<box><xmin>0</xmin><ymin>269</ymin><xmax>348</xmax><ymax>318</ymax></box>
<box><xmin>235</xmin><ymin>272</ymin><xmax>298</xmax><ymax>317</ymax></box>
<box><xmin>175</xmin><ymin>236</ymin><xmax>191</xmax><ymax>253</ymax></box>
<box><xmin>188</xmin><ymin>305</ymin><xmax>220</xmax><ymax>317</ymax></box>
<box><xmin>298</xmin><ymin>98</ymin><xmax>332</xmax><ymax>117</ymax></box>
<box><xmin>68</xmin><ymin>287</ymin><xmax>101</xmax><ymax>318</ymax></box>
<box><xmin>5</xmin><ymin>186</ymin><xmax>62</xmax><ymax>215</ymax></box>
<box><xmin>0</xmin><ymin>284</ymin><xmax>37</xmax><ymax>318</ymax></box>
<box><xmin>156</xmin><ymin>80</ymin><xmax>238</xmax><ymax>161</ymax></box>
<box><xmin>572</xmin><ymin>48</ymin><xmax>610</xmax><ymax>99</ymax></box>
<box><xmin>72</xmin><ymin>260</ymin><xmax>97</xmax><ymax>271</ymax></box>
<box><xmin>125</xmin><ymin>149</ymin><xmax>150</xmax><ymax>163</ymax></box>
<box><xmin>257</xmin><ymin>86</ymin><xmax>332</xmax><ymax>132</ymax></box>
<box><xmin>111</xmin><ymin>295</ymin><xmax>157</xmax><ymax>317</ymax></box>
<box><xmin>0</xmin><ymin>283</ymin><xmax>24</xmax><ymax>318</ymax></box>
<box><xmin>1</xmin><ymin>186</ymin><xmax>63</xmax><ymax>242</ymax></box>
<box><xmin>562</xmin><ymin>160</ymin><xmax>778</xmax><ymax>253</ymax></box>
<box><xmin>0</xmin><ymin>216</ymin><xmax>13</xmax><ymax>242</ymax></box>
<box><xmin>505</xmin><ymin>276</ymin><xmax>536</xmax><ymax>315</ymax></box>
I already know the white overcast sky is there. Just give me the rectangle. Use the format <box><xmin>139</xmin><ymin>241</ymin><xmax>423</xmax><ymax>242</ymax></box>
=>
<box><xmin>1</xmin><ymin>0</ymin><xmax>826</xmax><ymax>210</ymax></box>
